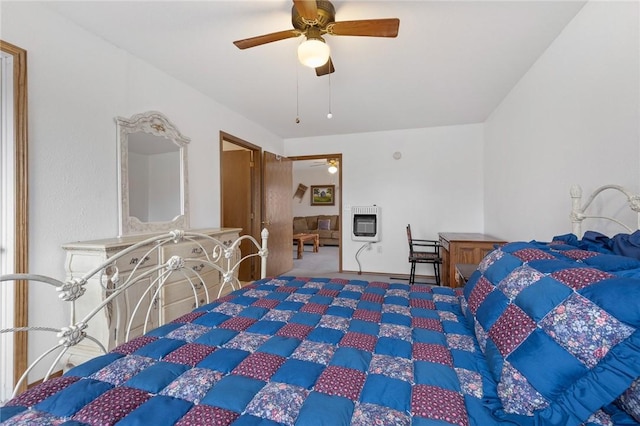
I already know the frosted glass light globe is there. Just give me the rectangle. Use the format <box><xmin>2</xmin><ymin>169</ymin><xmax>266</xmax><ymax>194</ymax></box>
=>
<box><xmin>298</xmin><ymin>39</ymin><xmax>330</xmax><ymax>68</ymax></box>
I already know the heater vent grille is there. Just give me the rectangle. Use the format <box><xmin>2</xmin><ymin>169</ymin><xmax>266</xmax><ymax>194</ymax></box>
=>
<box><xmin>352</xmin><ymin>206</ymin><xmax>379</xmax><ymax>215</ymax></box>
<box><xmin>352</xmin><ymin>206</ymin><xmax>381</xmax><ymax>242</ymax></box>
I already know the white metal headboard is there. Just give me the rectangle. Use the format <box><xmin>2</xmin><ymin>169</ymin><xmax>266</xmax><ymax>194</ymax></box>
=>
<box><xmin>570</xmin><ymin>184</ymin><xmax>640</xmax><ymax>237</ymax></box>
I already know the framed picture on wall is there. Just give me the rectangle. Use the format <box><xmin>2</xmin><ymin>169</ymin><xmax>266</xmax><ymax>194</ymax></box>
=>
<box><xmin>310</xmin><ymin>185</ymin><xmax>335</xmax><ymax>206</ymax></box>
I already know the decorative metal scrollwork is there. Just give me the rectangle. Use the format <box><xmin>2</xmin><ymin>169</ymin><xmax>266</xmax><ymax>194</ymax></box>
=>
<box><xmin>57</xmin><ymin>323</ymin><xmax>87</xmax><ymax>347</ymax></box>
<box><xmin>222</xmin><ymin>272</ymin><xmax>233</xmax><ymax>284</ymax></box>
<box><xmin>569</xmin><ymin>211</ymin><xmax>585</xmax><ymax>222</ymax></box>
<box><xmin>56</xmin><ymin>279</ymin><xmax>86</xmax><ymax>301</ymax></box>
<box><xmin>170</xmin><ymin>229</ymin><xmax>185</xmax><ymax>243</ymax></box>
<box><xmin>224</xmin><ymin>247</ymin><xmax>234</xmax><ymax>259</ymax></box>
<box><xmin>166</xmin><ymin>255</ymin><xmax>185</xmax><ymax>271</ymax></box>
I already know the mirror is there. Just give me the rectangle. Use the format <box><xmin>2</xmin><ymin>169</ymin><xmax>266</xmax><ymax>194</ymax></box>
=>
<box><xmin>116</xmin><ymin>111</ymin><xmax>190</xmax><ymax>235</ymax></box>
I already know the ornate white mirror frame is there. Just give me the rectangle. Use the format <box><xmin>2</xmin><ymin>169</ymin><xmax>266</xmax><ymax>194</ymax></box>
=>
<box><xmin>116</xmin><ymin>111</ymin><xmax>190</xmax><ymax>236</ymax></box>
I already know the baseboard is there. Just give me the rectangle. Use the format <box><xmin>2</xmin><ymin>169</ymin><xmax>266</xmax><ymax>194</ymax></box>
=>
<box><xmin>28</xmin><ymin>370</ymin><xmax>63</xmax><ymax>389</ymax></box>
<box><xmin>340</xmin><ymin>270</ymin><xmax>437</xmax><ymax>282</ymax></box>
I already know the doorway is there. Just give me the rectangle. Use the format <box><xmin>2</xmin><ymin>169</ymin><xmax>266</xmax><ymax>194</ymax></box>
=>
<box><xmin>219</xmin><ymin>132</ymin><xmax>261</xmax><ymax>282</ymax></box>
<box><xmin>289</xmin><ymin>154</ymin><xmax>343</xmax><ymax>274</ymax></box>
<box><xmin>220</xmin><ymin>136</ymin><xmax>294</xmax><ymax>278</ymax></box>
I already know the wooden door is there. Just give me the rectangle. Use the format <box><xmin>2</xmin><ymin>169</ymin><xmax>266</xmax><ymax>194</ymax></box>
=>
<box><xmin>263</xmin><ymin>152</ymin><xmax>293</xmax><ymax>276</ymax></box>
<box><xmin>222</xmin><ymin>150</ymin><xmax>253</xmax><ymax>281</ymax></box>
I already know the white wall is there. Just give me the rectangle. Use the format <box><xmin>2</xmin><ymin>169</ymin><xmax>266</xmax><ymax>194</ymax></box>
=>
<box><xmin>292</xmin><ymin>166</ymin><xmax>340</xmax><ymax>217</ymax></box>
<box><xmin>285</xmin><ymin>123</ymin><xmax>485</xmax><ymax>275</ymax></box>
<box><xmin>2</xmin><ymin>2</ymin><xmax>283</xmax><ymax>377</ymax></box>
<box><xmin>484</xmin><ymin>1</ymin><xmax>640</xmax><ymax>241</ymax></box>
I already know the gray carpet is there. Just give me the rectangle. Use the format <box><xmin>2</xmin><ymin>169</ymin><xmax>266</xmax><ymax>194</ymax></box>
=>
<box><xmin>287</xmin><ymin>245</ymin><xmax>339</xmax><ymax>276</ymax></box>
<box><xmin>285</xmin><ymin>245</ymin><xmax>434</xmax><ymax>283</ymax></box>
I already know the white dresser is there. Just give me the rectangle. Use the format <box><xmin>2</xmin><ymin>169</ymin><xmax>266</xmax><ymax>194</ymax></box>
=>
<box><xmin>61</xmin><ymin>227</ymin><xmax>241</xmax><ymax>367</ymax></box>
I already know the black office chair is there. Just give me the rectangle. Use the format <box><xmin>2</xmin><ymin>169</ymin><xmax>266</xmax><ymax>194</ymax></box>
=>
<box><xmin>406</xmin><ymin>224</ymin><xmax>442</xmax><ymax>286</ymax></box>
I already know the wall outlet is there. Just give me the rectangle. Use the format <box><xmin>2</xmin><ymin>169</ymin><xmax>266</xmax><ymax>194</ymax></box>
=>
<box><xmin>377</xmin><ymin>245</ymin><xmax>383</xmax><ymax>254</ymax></box>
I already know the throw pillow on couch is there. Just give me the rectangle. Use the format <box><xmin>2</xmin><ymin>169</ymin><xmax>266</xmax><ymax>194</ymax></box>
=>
<box><xmin>318</xmin><ymin>219</ymin><xmax>331</xmax><ymax>230</ymax></box>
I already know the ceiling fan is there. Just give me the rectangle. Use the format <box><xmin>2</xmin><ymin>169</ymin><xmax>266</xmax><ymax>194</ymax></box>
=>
<box><xmin>233</xmin><ymin>0</ymin><xmax>400</xmax><ymax>76</ymax></box>
<box><xmin>311</xmin><ymin>158</ymin><xmax>339</xmax><ymax>173</ymax></box>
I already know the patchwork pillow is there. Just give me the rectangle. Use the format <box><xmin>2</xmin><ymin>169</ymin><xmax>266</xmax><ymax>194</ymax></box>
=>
<box><xmin>616</xmin><ymin>377</ymin><xmax>640</xmax><ymax>422</ymax></box>
<box><xmin>464</xmin><ymin>241</ymin><xmax>640</xmax><ymax>425</ymax></box>
<box><xmin>318</xmin><ymin>219</ymin><xmax>331</xmax><ymax>231</ymax></box>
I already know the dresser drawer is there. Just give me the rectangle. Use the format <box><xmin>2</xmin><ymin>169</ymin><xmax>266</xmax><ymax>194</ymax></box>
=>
<box><xmin>163</xmin><ymin>297</ymin><xmax>199</xmax><ymax>323</ymax></box>
<box><xmin>162</xmin><ymin>257</ymin><xmax>220</xmax><ymax>285</ymax></box>
<box><xmin>217</xmin><ymin>232</ymin><xmax>240</xmax><ymax>247</ymax></box>
<box><xmin>112</xmin><ymin>247</ymin><xmax>159</xmax><ymax>273</ymax></box>
<box><xmin>162</xmin><ymin>290</ymin><xmax>215</xmax><ymax>323</ymax></box>
<box><xmin>162</xmin><ymin>270</ymin><xmax>219</xmax><ymax>304</ymax></box>
<box><xmin>162</xmin><ymin>238</ymin><xmax>218</xmax><ymax>260</ymax></box>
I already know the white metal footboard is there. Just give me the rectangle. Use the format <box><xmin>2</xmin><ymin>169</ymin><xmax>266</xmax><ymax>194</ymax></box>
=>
<box><xmin>0</xmin><ymin>229</ymin><xmax>269</xmax><ymax>400</ymax></box>
<box><xmin>570</xmin><ymin>184</ymin><xmax>640</xmax><ymax>237</ymax></box>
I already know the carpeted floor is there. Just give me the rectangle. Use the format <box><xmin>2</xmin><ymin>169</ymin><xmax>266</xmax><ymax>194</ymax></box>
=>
<box><xmin>287</xmin><ymin>245</ymin><xmax>339</xmax><ymax>276</ymax></box>
<box><xmin>285</xmin><ymin>245</ymin><xmax>436</xmax><ymax>284</ymax></box>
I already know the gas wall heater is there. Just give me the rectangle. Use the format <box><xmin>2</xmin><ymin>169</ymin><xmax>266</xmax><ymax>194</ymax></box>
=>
<box><xmin>351</xmin><ymin>206</ymin><xmax>381</xmax><ymax>242</ymax></box>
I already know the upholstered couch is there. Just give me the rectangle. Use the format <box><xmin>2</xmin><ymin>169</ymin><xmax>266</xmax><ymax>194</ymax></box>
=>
<box><xmin>293</xmin><ymin>215</ymin><xmax>339</xmax><ymax>246</ymax></box>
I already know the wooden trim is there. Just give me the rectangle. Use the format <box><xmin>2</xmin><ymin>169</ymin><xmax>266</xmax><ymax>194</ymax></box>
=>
<box><xmin>219</xmin><ymin>132</ymin><xmax>262</xmax><ymax>279</ymax></box>
<box><xmin>0</xmin><ymin>40</ymin><xmax>29</xmax><ymax>394</ymax></box>
<box><xmin>28</xmin><ymin>370</ymin><xmax>62</xmax><ymax>389</ymax></box>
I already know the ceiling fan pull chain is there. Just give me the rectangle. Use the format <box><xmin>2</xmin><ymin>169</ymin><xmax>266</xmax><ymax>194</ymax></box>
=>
<box><xmin>296</xmin><ymin>61</ymin><xmax>301</xmax><ymax>124</ymax></box>
<box><xmin>327</xmin><ymin>71</ymin><xmax>333</xmax><ymax>119</ymax></box>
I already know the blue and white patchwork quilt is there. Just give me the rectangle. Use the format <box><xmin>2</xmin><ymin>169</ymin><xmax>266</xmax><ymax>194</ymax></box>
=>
<box><xmin>2</xmin><ymin>239</ymin><xmax>640</xmax><ymax>425</ymax></box>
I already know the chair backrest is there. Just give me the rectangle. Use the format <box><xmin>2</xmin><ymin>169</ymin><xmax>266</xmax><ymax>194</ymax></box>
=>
<box><xmin>406</xmin><ymin>224</ymin><xmax>440</xmax><ymax>257</ymax></box>
<box><xmin>406</xmin><ymin>224</ymin><xmax>414</xmax><ymax>254</ymax></box>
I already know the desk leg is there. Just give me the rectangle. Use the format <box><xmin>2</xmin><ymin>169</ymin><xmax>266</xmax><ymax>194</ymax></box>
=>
<box><xmin>296</xmin><ymin>240</ymin><xmax>303</xmax><ymax>259</ymax></box>
<box><xmin>313</xmin><ymin>236</ymin><xmax>319</xmax><ymax>253</ymax></box>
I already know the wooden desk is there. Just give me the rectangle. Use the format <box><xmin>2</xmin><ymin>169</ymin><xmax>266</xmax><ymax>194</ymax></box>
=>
<box><xmin>455</xmin><ymin>263</ymin><xmax>478</xmax><ymax>287</ymax></box>
<box><xmin>438</xmin><ymin>233</ymin><xmax>505</xmax><ymax>287</ymax></box>
<box><xmin>293</xmin><ymin>233</ymin><xmax>319</xmax><ymax>259</ymax></box>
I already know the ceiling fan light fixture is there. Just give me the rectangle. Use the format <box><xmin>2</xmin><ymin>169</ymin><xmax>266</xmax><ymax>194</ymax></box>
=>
<box><xmin>327</xmin><ymin>159</ymin><xmax>338</xmax><ymax>174</ymax></box>
<box><xmin>298</xmin><ymin>37</ymin><xmax>330</xmax><ymax>68</ymax></box>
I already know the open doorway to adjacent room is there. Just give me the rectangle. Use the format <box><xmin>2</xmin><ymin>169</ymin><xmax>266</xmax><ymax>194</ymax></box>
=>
<box><xmin>219</xmin><ymin>132</ymin><xmax>262</xmax><ymax>283</ymax></box>
<box><xmin>288</xmin><ymin>154</ymin><xmax>342</xmax><ymax>276</ymax></box>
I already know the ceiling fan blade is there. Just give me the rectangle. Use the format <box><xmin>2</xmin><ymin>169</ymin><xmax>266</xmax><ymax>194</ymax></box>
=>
<box><xmin>233</xmin><ymin>29</ymin><xmax>300</xmax><ymax>49</ymax></box>
<box><xmin>315</xmin><ymin>57</ymin><xmax>335</xmax><ymax>76</ymax></box>
<box><xmin>293</xmin><ymin>0</ymin><xmax>318</xmax><ymax>21</ymax></box>
<box><xmin>329</xmin><ymin>18</ymin><xmax>400</xmax><ymax>37</ymax></box>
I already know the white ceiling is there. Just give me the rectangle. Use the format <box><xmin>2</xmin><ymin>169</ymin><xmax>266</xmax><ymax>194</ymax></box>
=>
<box><xmin>42</xmin><ymin>1</ymin><xmax>586</xmax><ymax>139</ymax></box>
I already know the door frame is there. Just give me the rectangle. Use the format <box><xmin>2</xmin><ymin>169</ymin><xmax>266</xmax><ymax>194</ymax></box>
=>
<box><xmin>289</xmin><ymin>153</ymin><xmax>343</xmax><ymax>272</ymax></box>
<box><xmin>0</xmin><ymin>40</ymin><xmax>28</xmax><ymax>397</ymax></box>
<box><xmin>219</xmin><ymin>132</ymin><xmax>262</xmax><ymax>279</ymax></box>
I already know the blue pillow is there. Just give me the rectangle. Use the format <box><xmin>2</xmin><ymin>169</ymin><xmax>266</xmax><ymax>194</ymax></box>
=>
<box><xmin>611</xmin><ymin>230</ymin><xmax>640</xmax><ymax>260</ymax></box>
<box><xmin>465</xmin><ymin>242</ymin><xmax>640</xmax><ymax>425</ymax></box>
<box><xmin>582</xmin><ymin>254</ymin><xmax>640</xmax><ymax>272</ymax></box>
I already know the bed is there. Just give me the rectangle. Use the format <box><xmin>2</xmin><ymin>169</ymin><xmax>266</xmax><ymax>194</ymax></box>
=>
<box><xmin>1</xmin><ymin>185</ymin><xmax>640</xmax><ymax>425</ymax></box>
